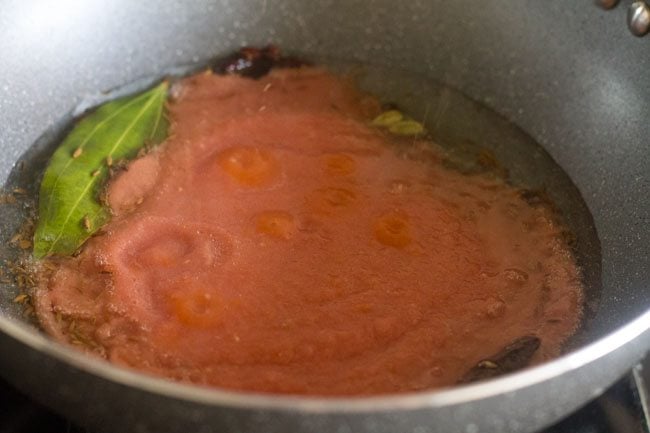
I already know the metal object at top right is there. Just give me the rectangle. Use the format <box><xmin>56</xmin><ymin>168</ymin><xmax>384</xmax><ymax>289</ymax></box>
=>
<box><xmin>628</xmin><ymin>1</ymin><xmax>650</xmax><ymax>36</ymax></box>
<box><xmin>597</xmin><ymin>0</ymin><xmax>650</xmax><ymax>36</ymax></box>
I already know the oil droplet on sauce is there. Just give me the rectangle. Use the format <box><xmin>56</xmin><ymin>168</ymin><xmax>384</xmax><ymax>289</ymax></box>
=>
<box><xmin>217</xmin><ymin>146</ymin><xmax>280</xmax><ymax>187</ymax></box>
<box><xmin>167</xmin><ymin>285</ymin><xmax>222</xmax><ymax>328</ymax></box>
<box><xmin>373</xmin><ymin>211</ymin><xmax>412</xmax><ymax>248</ymax></box>
<box><xmin>255</xmin><ymin>210</ymin><xmax>295</xmax><ymax>239</ymax></box>
<box><xmin>323</xmin><ymin>153</ymin><xmax>357</xmax><ymax>176</ymax></box>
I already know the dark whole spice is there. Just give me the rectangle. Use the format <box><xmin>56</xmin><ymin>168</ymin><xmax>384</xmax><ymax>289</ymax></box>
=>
<box><xmin>458</xmin><ymin>335</ymin><xmax>541</xmax><ymax>384</ymax></box>
<box><xmin>212</xmin><ymin>45</ymin><xmax>310</xmax><ymax>79</ymax></box>
<box><xmin>519</xmin><ymin>188</ymin><xmax>554</xmax><ymax>208</ymax></box>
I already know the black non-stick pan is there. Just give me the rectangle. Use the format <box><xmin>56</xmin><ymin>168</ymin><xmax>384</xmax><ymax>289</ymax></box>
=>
<box><xmin>0</xmin><ymin>1</ymin><xmax>648</xmax><ymax>432</ymax></box>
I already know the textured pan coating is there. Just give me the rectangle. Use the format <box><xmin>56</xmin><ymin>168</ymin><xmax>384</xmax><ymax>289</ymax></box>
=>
<box><xmin>0</xmin><ymin>2</ymin><xmax>647</xmax><ymax>431</ymax></box>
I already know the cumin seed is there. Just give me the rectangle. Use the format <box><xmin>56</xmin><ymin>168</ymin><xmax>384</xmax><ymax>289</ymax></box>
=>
<box><xmin>0</xmin><ymin>193</ymin><xmax>17</xmax><ymax>204</ymax></box>
<box><xmin>82</xmin><ymin>215</ymin><xmax>92</xmax><ymax>231</ymax></box>
<box><xmin>13</xmin><ymin>294</ymin><xmax>28</xmax><ymax>303</ymax></box>
<box><xmin>478</xmin><ymin>360</ymin><xmax>499</xmax><ymax>369</ymax></box>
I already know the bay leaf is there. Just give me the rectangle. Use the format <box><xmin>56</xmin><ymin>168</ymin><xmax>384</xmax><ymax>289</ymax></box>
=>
<box><xmin>33</xmin><ymin>82</ymin><xmax>168</xmax><ymax>258</ymax></box>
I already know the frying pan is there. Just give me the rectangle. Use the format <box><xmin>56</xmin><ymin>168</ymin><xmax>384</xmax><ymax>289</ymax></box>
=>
<box><xmin>0</xmin><ymin>1</ymin><xmax>649</xmax><ymax>432</ymax></box>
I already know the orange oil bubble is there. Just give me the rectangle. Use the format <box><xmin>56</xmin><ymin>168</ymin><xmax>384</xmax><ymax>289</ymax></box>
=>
<box><xmin>255</xmin><ymin>211</ymin><xmax>296</xmax><ymax>239</ymax></box>
<box><xmin>374</xmin><ymin>211</ymin><xmax>412</xmax><ymax>248</ymax></box>
<box><xmin>323</xmin><ymin>153</ymin><xmax>357</xmax><ymax>176</ymax></box>
<box><xmin>167</xmin><ymin>286</ymin><xmax>222</xmax><ymax>328</ymax></box>
<box><xmin>217</xmin><ymin>147</ymin><xmax>280</xmax><ymax>187</ymax></box>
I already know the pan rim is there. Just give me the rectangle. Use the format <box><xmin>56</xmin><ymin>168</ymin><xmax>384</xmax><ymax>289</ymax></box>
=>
<box><xmin>0</xmin><ymin>307</ymin><xmax>648</xmax><ymax>413</ymax></box>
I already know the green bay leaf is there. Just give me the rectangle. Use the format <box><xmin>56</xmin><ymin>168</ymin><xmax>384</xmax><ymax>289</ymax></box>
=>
<box><xmin>33</xmin><ymin>82</ymin><xmax>169</xmax><ymax>258</ymax></box>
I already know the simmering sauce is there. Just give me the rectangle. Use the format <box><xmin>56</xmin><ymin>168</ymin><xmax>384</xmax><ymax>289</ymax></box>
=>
<box><xmin>34</xmin><ymin>67</ymin><xmax>583</xmax><ymax>395</ymax></box>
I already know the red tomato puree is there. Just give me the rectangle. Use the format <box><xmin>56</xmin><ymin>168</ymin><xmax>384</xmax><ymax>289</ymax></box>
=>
<box><xmin>34</xmin><ymin>67</ymin><xmax>583</xmax><ymax>395</ymax></box>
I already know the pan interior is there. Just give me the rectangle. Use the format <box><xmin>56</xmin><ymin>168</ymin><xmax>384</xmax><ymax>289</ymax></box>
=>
<box><xmin>0</xmin><ymin>55</ymin><xmax>601</xmax><ymax>357</ymax></box>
